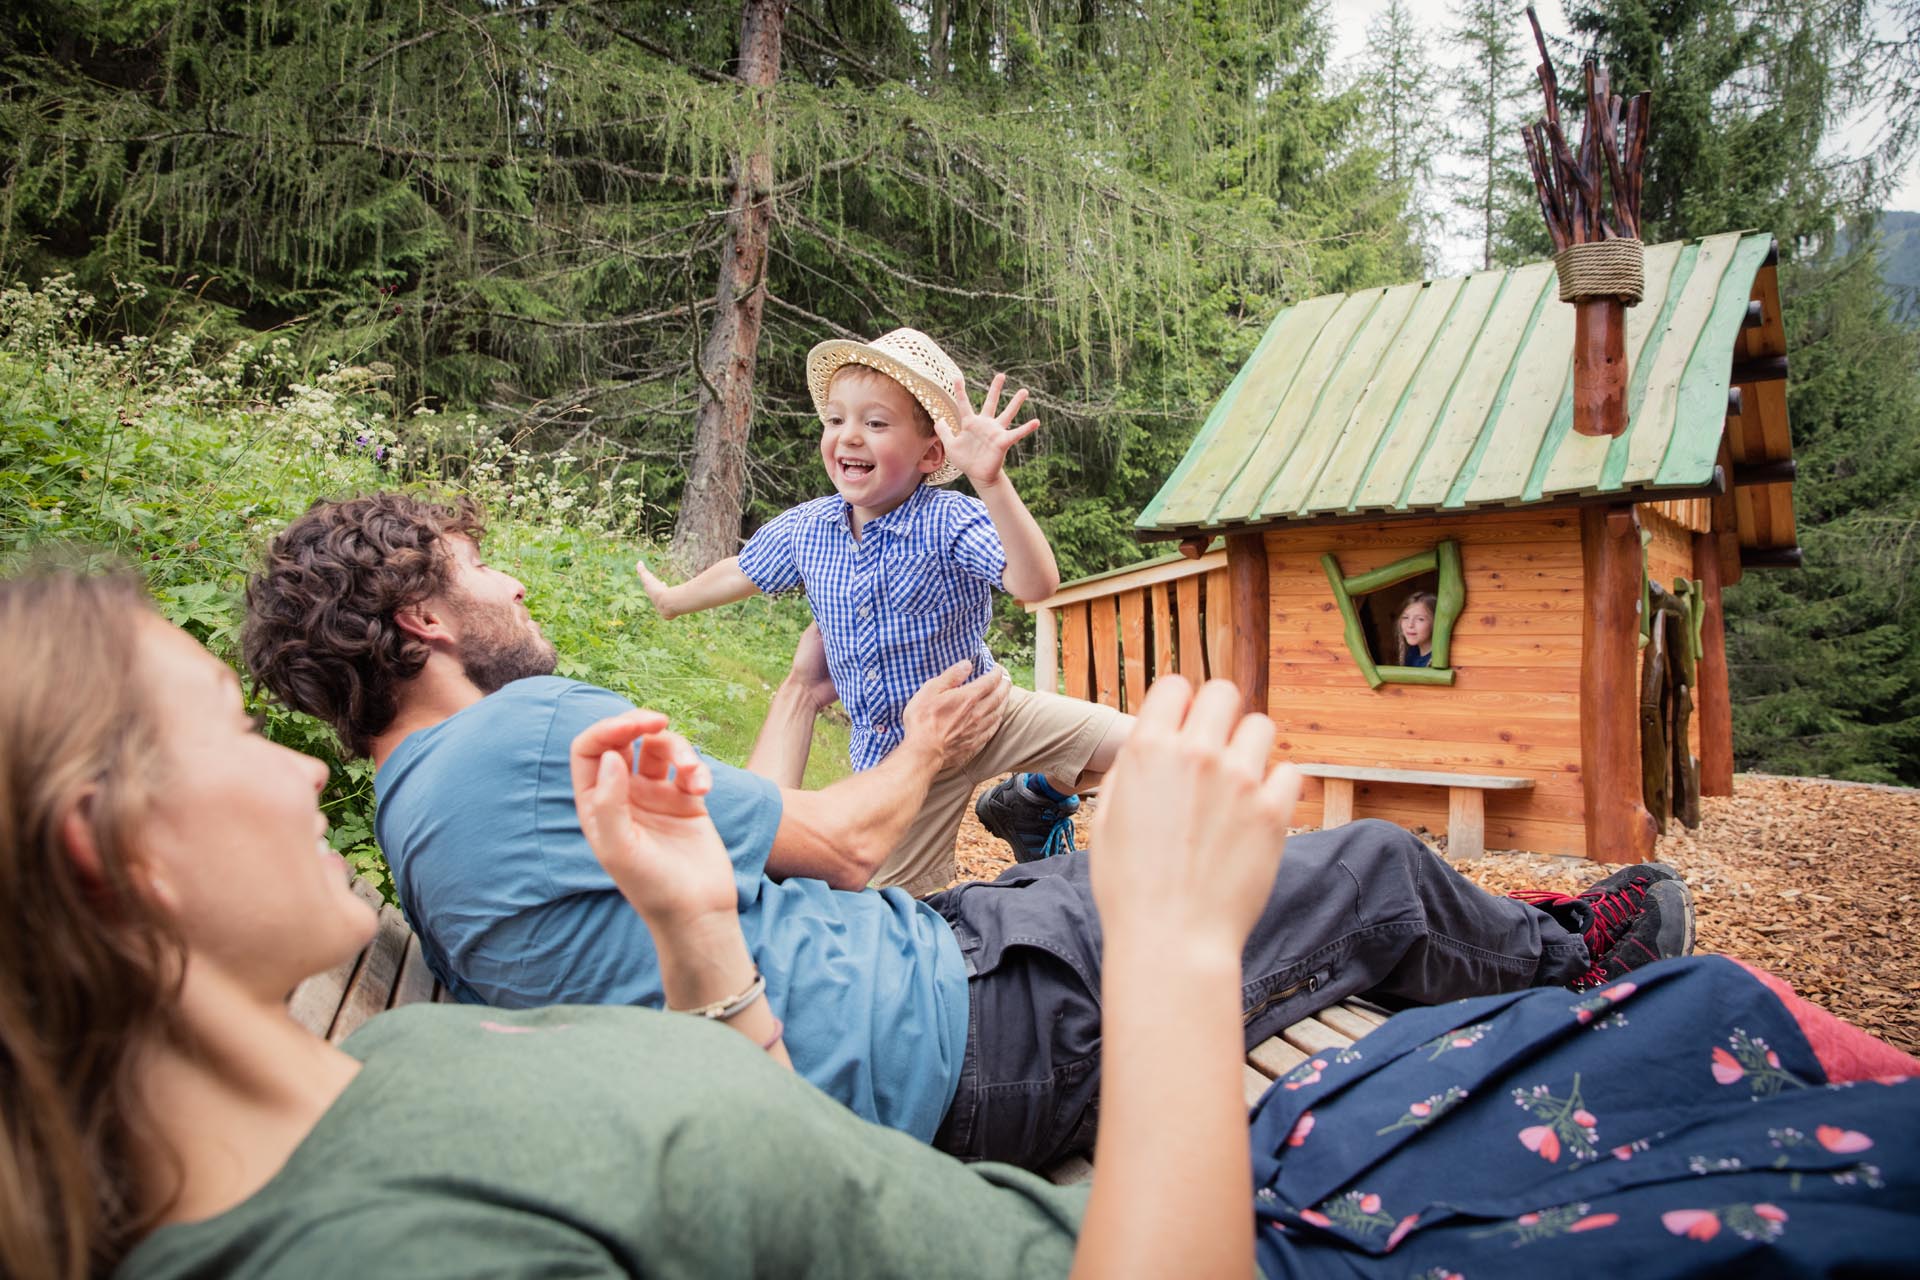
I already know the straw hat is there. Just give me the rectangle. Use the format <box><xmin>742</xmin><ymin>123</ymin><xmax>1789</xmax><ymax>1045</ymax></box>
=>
<box><xmin>806</xmin><ymin>328</ymin><xmax>965</xmax><ymax>485</ymax></box>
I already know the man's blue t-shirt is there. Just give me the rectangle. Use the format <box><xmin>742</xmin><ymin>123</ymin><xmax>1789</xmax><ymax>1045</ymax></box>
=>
<box><xmin>373</xmin><ymin>676</ymin><xmax>970</xmax><ymax>1141</ymax></box>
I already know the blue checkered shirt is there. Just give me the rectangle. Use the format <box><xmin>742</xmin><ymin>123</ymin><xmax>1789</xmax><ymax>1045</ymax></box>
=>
<box><xmin>737</xmin><ymin>484</ymin><xmax>1005</xmax><ymax>771</ymax></box>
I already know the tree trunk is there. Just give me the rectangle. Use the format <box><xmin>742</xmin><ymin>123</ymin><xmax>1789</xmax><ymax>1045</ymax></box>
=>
<box><xmin>928</xmin><ymin>0</ymin><xmax>950</xmax><ymax>79</ymax></box>
<box><xmin>670</xmin><ymin>0</ymin><xmax>790</xmax><ymax>570</ymax></box>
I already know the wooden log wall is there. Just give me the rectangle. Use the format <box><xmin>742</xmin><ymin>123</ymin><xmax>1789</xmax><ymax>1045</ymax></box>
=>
<box><xmin>1267</xmin><ymin>510</ymin><xmax>1589</xmax><ymax>857</ymax></box>
<box><xmin>1040</xmin><ymin>554</ymin><xmax>1233</xmax><ymax>713</ymax></box>
<box><xmin>1639</xmin><ymin>504</ymin><xmax>1705</xmax><ymax>767</ymax></box>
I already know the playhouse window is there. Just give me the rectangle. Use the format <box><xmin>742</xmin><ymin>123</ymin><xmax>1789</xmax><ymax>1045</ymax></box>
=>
<box><xmin>1319</xmin><ymin>539</ymin><xmax>1464</xmax><ymax>689</ymax></box>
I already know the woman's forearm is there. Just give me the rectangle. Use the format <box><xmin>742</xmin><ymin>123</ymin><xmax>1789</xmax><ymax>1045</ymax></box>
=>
<box><xmin>647</xmin><ymin>910</ymin><xmax>792</xmax><ymax>1069</ymax></box>
<box><xmin>1070</xmin><ymin>939</ymin><xmax>1254</xmax><ymax>1279</ymax></box>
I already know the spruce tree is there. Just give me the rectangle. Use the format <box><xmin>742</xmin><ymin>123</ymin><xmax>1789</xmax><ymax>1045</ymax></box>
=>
<box><xmin>1444</xmin><ymin>0</ymin><xmax>1534</xmax><ymax>268</ymax></box>
<box><xmin>1357</xmin><ymin>0</ymin><xmax>1447</xmax><ymax>272</ymax></box>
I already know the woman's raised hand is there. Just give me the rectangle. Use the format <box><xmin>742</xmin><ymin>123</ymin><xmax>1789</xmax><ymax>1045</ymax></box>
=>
<box><xmin>1089</xmin><ymin>677</ymin><xmax>1301</xmax><ymax>966</ymax></box>
<box><xmin>570</xmin><ymin>710</ymin><xmax>739</xmax><ymax>929</ymax></box>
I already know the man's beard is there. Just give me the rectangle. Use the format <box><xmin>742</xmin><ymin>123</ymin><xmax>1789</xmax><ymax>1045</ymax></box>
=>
<box><xmin>451</xmin><ymin>593</ymin><xmax>558</xmax><ymax>694</ymax></box>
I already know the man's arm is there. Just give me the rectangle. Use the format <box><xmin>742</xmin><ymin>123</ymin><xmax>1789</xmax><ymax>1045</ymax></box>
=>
<box><xmin>636</xmin><ymin>555</ymin><xmax>760</xmax><ymax>619</ymax></box>
<box><xmin>766</xmin><ymin>663</ymin><xmax>1010</xmax><ymax>889</ymax></box>
<box><xmin>744</xmin><ymin>624</ymin><xmax>837</xmax><ymax>788</ymax></box>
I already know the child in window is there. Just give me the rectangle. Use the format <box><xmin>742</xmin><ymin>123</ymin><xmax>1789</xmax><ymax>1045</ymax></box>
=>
<box><xmin>634</xmin><ymin>328</ymin><xmax>1132</xmax><ymax>894</ymax></box>
<box><xmin>1397</xmin><ymin>591</ymin><xmax>1438</xmax><ymax>668</ymax></box>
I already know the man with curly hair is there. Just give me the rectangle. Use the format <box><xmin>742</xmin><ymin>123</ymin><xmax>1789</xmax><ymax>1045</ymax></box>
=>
<box><xmin>242</xmin><ymin>492</ymin><xmax>1692</xmax><ymax>1172</ymax></box>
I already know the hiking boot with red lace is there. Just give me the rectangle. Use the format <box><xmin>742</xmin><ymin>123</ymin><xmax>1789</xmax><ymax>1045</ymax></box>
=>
<box><xmin>1509</xmin><ymin>862</ymin><xmax>1695</xmax><ymax>992</ymax></box>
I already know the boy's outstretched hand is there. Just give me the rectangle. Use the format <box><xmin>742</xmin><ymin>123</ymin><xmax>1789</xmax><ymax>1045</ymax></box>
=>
<box><xmin>634</xmin><ymin>557</ymin><xmax>679</xmax><ymax>619</ymax></box>
<box><xmin>570</xmin><ymin>710</ymin><xmax>737</xmax><ymax>929</ymax></box>
<box><xmin>1089</xmin><ymin>677</ymin><xmax>1301</xmax><ymax>966</ymax></box>
<box><xmin>943</xmin><ymin>372</ymin><xmax>1040</xmax><ymax>489</ymax></box>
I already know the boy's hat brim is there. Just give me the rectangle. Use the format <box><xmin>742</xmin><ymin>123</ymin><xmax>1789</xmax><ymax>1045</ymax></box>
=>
<box><xmin>807</xmin><ymin>328</ymin><xmax>964</xmax><ymax>486</ymax></box>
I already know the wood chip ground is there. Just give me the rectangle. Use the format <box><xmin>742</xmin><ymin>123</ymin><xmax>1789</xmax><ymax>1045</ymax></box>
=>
<box><xmin>948</xmin><ymin>773</ymin><xmax>1920</xmax><ymax>1055</ymax></box>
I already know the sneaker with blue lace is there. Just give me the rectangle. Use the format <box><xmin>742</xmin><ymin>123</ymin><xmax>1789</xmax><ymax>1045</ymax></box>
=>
<box><xmin>974</xmin><ymin>772</ymin><xmax>1080</xmax><ymax>863</ymax></box>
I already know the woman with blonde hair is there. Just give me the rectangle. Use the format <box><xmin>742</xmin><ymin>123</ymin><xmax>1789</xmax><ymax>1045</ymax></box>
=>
<box><xmin>3</xmin><ymin>567</ymin><xmax>1914</xmax><ymax>1280</ymax></box>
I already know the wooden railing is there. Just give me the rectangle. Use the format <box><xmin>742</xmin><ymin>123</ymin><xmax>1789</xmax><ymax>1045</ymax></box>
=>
<box><xmin>1025</xmin><ymin>543</ymin><xmax>1233</xmax><ymax>711</ymax></box>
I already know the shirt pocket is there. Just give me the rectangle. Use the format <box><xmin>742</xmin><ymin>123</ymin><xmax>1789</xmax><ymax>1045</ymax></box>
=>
<box><xmin>885</xmin><ymin>554</ymin><xmax>952</xmax><ymax>616</ymax></box>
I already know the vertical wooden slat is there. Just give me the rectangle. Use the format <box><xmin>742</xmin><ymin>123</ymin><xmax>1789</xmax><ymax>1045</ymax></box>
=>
<box><xmin>330</xmin><ymin>903</ymin><xmax>410</xmax><ymax>1044</ymax></box>
<box><xmin>391</xmin><ymin>931</ymin><xmax>437</xmax><ymax>1010</ymax></box>
<box><xmin>1118</xmin><ymin>590</ymin><xmax>1148</xmax><ymax>711</ymax></box>
<box><xmin>1226</xmin><ymin>533</ymin><xmax>1268</xmax><ymax>715</ymax></box>
<box><xmin>1177</xmin><ymin>576</ymin><xmax>1203</xmax><ymax>678</ymax></box>
<box><xmin>1062</xmin><ymin>602</ymin><xmax>1092</xmax><ymax>701</ymax></box>
<box><xmin>1205</xmin><ymin>568</ymin><xmax>1232</xmax><ymax>683</ymax></box>
<box><xmin>1090</xmin><ymin>597</ymin><xmax>1121</xmax><ymax>708</ymax></box>
<box><xmin>1034</xmin><ymin>606</ymin><xmax>1058</xmax><ymax>694</ymax></box>
<box><xmin>1151</xmin><ymin>583</ymin><xmax>1176</xmax><ymax>684</ymax></box>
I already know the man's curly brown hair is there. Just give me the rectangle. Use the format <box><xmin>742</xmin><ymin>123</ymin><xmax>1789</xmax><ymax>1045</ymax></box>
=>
<box><xmin>243</xmin><ymin>493</ymin><xmax>485</xmax><ymax>758</ymax></box>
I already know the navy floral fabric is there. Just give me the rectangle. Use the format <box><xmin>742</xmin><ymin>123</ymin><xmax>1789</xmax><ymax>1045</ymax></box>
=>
<box><xmin>1248</xmin><ymin>956</ymin><xmax>1920</xmax><ymax>1278</ymax></box>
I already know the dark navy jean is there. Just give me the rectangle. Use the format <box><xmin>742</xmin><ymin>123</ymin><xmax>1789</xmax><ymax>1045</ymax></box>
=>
<box><xmin>925</xmin><ymin>819</ymin><xmax>1589</xmax><ymax>1169</ymax></box>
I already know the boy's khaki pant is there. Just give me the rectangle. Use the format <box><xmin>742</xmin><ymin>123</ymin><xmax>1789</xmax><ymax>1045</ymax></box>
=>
<box><xmin>873</xmin><ymin>684</ymin><xmax>1123</xmax><ymax>897</ymax></box>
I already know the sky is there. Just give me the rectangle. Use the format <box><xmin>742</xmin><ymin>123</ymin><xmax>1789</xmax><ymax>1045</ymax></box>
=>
<box><xmin>1319</xmin><ymin>0</ymin><xmax>1920</xmax><ymax>272</ymax></box>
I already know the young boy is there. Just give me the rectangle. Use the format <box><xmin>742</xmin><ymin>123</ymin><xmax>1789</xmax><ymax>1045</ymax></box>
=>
<box><xmin>636</xmin><ymin>328</ymin><xmax>1133</xmax><ymax>895</ymax></box>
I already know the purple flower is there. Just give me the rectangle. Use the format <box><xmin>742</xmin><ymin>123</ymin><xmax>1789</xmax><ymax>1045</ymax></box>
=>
<box><xmin>374</xmin><ymin>446</ymin><xmax>387</xmax><ymax>461</ymax></box>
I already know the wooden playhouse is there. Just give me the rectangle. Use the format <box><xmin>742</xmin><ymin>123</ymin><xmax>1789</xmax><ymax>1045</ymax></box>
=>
<box><xmin>1029</xmin><ymin>231</ymin><xmax>1800</xmax><ymax>863</ymax></box>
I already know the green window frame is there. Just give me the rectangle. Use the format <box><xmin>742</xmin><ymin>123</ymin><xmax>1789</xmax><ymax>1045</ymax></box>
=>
<box><xmin>1318</xmin><ymin>538</ymin><xmax>1464</xmax><ymax>689</ymax></box>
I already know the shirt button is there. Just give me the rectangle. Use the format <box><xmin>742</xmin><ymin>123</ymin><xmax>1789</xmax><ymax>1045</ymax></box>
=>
<box><xmin>857</xmin><ymin>605</ymin><xmax>870</xmax><ymax>620</ymax></box>
<box><xmin>866</xmin><ymin>668</ymin><xmax>879</xmax><ymax>683</ymax></box>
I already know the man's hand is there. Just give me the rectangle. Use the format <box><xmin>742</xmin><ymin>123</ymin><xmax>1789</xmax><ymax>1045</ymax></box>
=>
<box><xmin>634</xmin><ymin>557</ymin><xmax>680</xmax><ymax>619</ymax></box>
<box><xmin>1090</xmin><ymin>677</ymin><xmax>1301</xmax><ymax>966</ymax></box>
<box><xmin>787</xmin><ymin>622</ymin><xmax>839</xmax><ymax>712</ymax></box>
<box><xmin>901</xmin><ymin>660</ymin><xmax>1010</xmax><ymax>771</ymax></box>
<box><xmin>940</xmin><ymin>372</ymin><xmax>1040</xmax><ymax>490</ymax></box>
<box><xmin>570</xmin><ymin>710</ymin><xmax>738</xmax><ymax>929</ymax></box>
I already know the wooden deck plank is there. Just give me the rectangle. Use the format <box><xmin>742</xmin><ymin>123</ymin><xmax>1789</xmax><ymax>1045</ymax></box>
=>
<box><xmin>330</xmin><ymin>903</ymin><xmax>410</xmax><ymax>1044</ymax></box>
<box><xmin>1354</xmin><ymin>270</ymin><xmax>1509</xmax><ymax>510</ymax></box>
<box><xmin>1280</xmin><ymin>1017</ymin><xmax>1355</xmax><ymax>1056</ymax></box>
<box><xmin>1259</xmin><ymin>282</ymin><xmax>1427</xmax><ymax>517</ymax></box>
<box><xmin>1244</xmin><ymin>1064</ymin><xmax>1275</xmax><ymax>1108</ymax></box>
<box><xmin>1316</xmin><ymin>1005</ymin><xmax>1383</xmax><ymax>1042</ymax></box>
<box><xmin>1247</xmin><ymin>1035</ymin><xmax>1309</xmax><ymax>1078</ymax></box>
<box><xmin>392</xmin><ymin>930</ymin><xmax>437</xmax><ymax>1011</ymax></box>
<box><xmin>287</xmin><ymin>949</ymin><xmax>362</xmax><ymax>1037</ymax></box>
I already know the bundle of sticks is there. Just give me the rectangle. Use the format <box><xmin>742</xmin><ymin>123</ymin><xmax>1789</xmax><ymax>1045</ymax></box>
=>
<box><xmin>1520</xmin><ymin>5</ymin><xmax>1650</xmax><ymax>251</ymax></box>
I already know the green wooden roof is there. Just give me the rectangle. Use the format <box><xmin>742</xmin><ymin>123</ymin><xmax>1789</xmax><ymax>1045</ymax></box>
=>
<box><xmin>1138</xmin><ymin>232</ymin><xmax>1786</xmax><ymax>537</ymax></box>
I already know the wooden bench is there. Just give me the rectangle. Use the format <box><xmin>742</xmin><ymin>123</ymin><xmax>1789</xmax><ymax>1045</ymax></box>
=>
<box><xmin>287</xmin><ymin>880</ymin><xmax>1393</xmax><ymax>1188</ymax></box>
<box><xmin>1297</xmin><ymin>763</ymin><xmax>1534</xmax><ymax>861</ymax></box>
